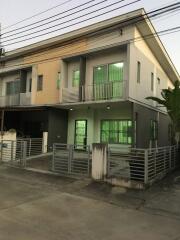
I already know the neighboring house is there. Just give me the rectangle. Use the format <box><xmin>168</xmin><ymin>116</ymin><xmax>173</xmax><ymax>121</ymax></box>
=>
<box><xmin>0</xmin><ymin>8</ymin><xmax>179</xmax><ymax>150</ymax></box>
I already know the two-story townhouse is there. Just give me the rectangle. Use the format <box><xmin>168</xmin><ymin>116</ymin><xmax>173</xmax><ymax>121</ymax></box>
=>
<box><xmin>0</xmin><ymin>9</ymin><xmax>179</xmax><ymax>150</ymax></box>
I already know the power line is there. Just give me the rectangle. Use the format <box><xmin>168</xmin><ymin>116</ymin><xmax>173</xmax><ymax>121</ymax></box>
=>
<box><xmin>2</xmin><ymin>1</ymin><xmax>180</xmax><ymax>41</ymax></box>
<box><xmin>1</xmin><ymin>0</ymin><xmax>74</xmax><ymax>30</ymax></box>
<box><xmin>1</xmin><ymin>24</ymin><xmax>180</xmax><ymax>71</ymax></box>
<box><xmin>1</xmin><ymin>0</ymin><xmax>140</xmax><ymax>44</ymax></box>
<box><xmin>1</xmin><ymin>0</ymin><xmax>97</xmax><ymax>36</ymax></box>
<box><xmin>2</xmin><ymin>1</ymin><xmax>180</xmax><ymax>47</ymax></box>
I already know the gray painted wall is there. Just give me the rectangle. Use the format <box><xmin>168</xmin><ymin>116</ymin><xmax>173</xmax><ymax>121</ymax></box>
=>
<box><xmin>48</xmin><ymin>108</ymin><xmax>68</xmax><ymax>149</ymax></box>
<box><xmin>133</xmin><ymin>103</ymin><xmax>171</xmax><ymax>148</ymax></box>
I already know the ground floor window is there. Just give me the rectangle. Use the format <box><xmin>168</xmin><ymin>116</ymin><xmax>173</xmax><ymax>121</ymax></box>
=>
<box><xmin>74</xmin><ymin>120</ymin><xmax>87</xmax><ymax>148</ymax></box>
<box><xmin>101</xmin><ymin>120</ymin><xmax>132</xmax><ymax>144</ymax></box>
<box><xmin>150</xmin><ymin>120</ymin><xmax>158</xmax><ymax>140</ymax></box>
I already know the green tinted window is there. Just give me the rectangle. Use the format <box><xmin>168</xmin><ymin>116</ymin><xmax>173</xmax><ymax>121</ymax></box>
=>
<box><xmin>93</xmin><ymin>65</ymin><xmax>107</xmax><ymax>84</ymax></box>
<box><xmin>108</xmin><ymin>63</ymin><xmax>123</xmax><ymax>82</ymax></box>
<box><xmin>72</xmin><ymin>70</ymin><xmax>80</xmax><ymax>87</ymax></box>
<box><xmin>6</xmin><ymin>81</ymin><xmax>20</xmax><ymax>95</ymax></box>
<box><xmin>101</xmin><ymin>120</ymin><xmax>132</xmax><ymax>144</ymax></box>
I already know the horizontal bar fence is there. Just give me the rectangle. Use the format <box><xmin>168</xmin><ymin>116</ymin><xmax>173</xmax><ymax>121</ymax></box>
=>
<box><xmin>52</xmin><ymin>143</ymin><xmax>91</xmax><ymax>177</ymax></box>
<box><xmin>0</xmin><ymin>139</ymin><xmax>27</xmax><ymax>167</ymax></box>
<box><xmin>18</xmin><ymin>138</ymin><xmax>43</xmax><ymax>157</ymax></box>
<box><xmin>107</xmin><ymin>145</ymin><xmax>178</xmax><ymax>186</ymax></box>
<box><xmin>0</xmin><ymin>138</ymin><xmax>178</xmax><ymax>187</ymax></box>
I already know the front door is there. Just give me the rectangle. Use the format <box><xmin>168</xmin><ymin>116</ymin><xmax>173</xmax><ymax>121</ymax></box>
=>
<box><xmin>74</xmin><ymin>120</ymin><xmax>87</xmax><ymax>149</ymax></box>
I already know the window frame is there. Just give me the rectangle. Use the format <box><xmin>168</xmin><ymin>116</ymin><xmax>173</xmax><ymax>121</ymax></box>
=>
<box><xmin>37</xmin><ymin>75</ymin><xmax>43</xmax><ymax>91</ymax></box>
<box><xmin>72</xmin><ymin>69</ymin><xmax>80</xmax><ymax>88</ymax></box>
<box><xmin>57</xmin><ymin>72</ymin><xmax>61</xmax><ymax>90</ymax></box>
<box><xmin>93</xmin><ymin>61</ymin><xmax>124</xmax><ymax>84</ymax></box>
<box><xmin>150</xmin><ymin>120</ymin><xmax>158</xmax><ymax>141</ymax></box>
<box><xmin>151</xmin><ymin>72</ymin><xmax>154</xmax><ymax>91</ymax></box>
<box><xmin>137</xmin><ymin>61</ymin><xmax>141</xmax><ymax>83</ymax></box>
<box><xmin>100</xmin><ymin>119</ymin><xmax>132</xmax><ymax>145</ymax></box>
<box><xmin>6</xmin><ymin>80</ymin><xmax>20</xmax><ymax>96</ymax></box>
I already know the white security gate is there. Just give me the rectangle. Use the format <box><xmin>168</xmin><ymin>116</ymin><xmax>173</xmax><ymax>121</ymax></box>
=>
<box><xmin>52</xmin><ymin>144</ymin><xmax>91</xmax><ymax>177</ymax></box>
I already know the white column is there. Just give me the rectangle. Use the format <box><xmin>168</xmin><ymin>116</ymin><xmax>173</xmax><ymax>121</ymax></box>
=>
<box><xmin>92</xmin><ymin>143</ymin><xmax>108</xmax><ymax>180</ymax></box>
<box><xmin>42</xmin><ymin>132</ymin><xmax>48</xmax><ymax>153</ymax></box>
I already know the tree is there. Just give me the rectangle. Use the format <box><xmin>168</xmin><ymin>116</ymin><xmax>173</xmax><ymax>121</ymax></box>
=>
<box><xmin>146</xmin><ymin>80</ymin><xmax>180</xmax><ymax>146</ymax></box>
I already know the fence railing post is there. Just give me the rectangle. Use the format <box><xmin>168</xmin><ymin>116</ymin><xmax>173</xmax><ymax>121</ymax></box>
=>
<box><xmin>144</xmin><ymin>149</ymin><xmax>149</xmax><ymax>185</ymax></box>
<box><xmin>169</xmin><ymin>146</ymin><xmax>172</xmax><ymax>170</ymax></box>
<box><xmin>163</xmin><ymin>148</ymin><xmax>166</xmax><ymax>173</ymax></box>
<box><xmin>22</xmin><ymin>141</ymin><xmax>27</xmax><ymax>168</ymax></box>
<box><xmin>29</xmin><ymin>139</ymin><xmax>31</xmax><ymax>157</ymax></box>
<box><xmin>0</xmin><ymin>140</ymin><xmax>3</xmax><ymax>163</ymax></box>
<box><xmin>68</xmin><ymin>145</ymin><xmax>73</xmax><ymax>174</ymax></box>
<box><xmin>52</xmin><ymin>143</ymin><xmax>55</xmax><ymax>171</ymax></box>
<box><xmin>11</xmin><ymin>141</ymin><xmax>14</xmax><ymax>164</ymax></box>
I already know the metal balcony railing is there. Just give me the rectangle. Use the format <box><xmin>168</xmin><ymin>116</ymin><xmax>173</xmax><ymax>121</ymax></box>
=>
<box><xmin>84</xmin><ymin>81</ymin><xmax>125</xmax><ymax>101</ymax></box>
<box><xmin>0</xmin><ymin>94</ymin><xmax>20</xmax><ymax>107</ymax></box>
<box><xmin>20</xmin><ymin>92</ymin><xmax>31</xmax><ymax>105</ymax></box>
<box><xmin>62</xmin><ymin>81</ymin><xmax>126</xmax><ymax>103</ymax></box>
<box><xmin>0</xmin><ymin>93</ymin><xmax>31</xmax><ymax>107</ymax></box>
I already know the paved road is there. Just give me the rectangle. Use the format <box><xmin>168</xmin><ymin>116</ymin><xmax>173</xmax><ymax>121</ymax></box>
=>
<box><xmin>0</xmin><ymin>166</ymin><xmax>179</xmax><ymax>240</ymax></box>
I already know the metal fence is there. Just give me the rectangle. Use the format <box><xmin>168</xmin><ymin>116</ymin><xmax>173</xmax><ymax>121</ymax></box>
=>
<box><xmin>52</xmin><ymin>144</ymin><xmax>91</xmax><ymax>177</ymax></box>
<box><xmin>0</xmin><ymin>140</ymin><xmax>27</xmax><ymax>167</ymax></box>
<box><xmin>18</xmin><ymin>138</ymin><xmax>43</xmax><ymax>157</ymax></box>
<box><xmin>107</xmin><ymin>145</ymin><xmax>178</xmax><ymax>186</ymax></box>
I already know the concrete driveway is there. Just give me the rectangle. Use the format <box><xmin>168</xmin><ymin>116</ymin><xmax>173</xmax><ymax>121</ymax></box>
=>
<box><xmin>0</xmin><ymin>166</ymin><xmax>180</xmax><ymax>240</ymax></box>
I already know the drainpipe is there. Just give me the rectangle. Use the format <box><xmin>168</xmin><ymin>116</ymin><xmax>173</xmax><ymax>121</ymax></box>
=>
<box><xmin>79</xmin><ymin>56</ymin><xmax>86</xmax><ymax>101</ymax></box>
<box><xmin>0</xmin><ymin>110</ymin><xmax>4</xmax><ymax>162</ymax></box>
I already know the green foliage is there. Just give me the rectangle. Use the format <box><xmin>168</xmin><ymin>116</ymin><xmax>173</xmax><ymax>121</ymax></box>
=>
<box><xmin>146</xmin><ymin>80</ymin><xmax>180</xmax><ymax>144</ymax></box>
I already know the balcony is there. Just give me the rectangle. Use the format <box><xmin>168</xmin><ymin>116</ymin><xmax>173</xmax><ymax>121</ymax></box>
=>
<box><xmin>0</xmin><ymin>93</ymin><xmax>31</xmax><ymax>107</ymax></box>
<box><xmin>20</xmin><ymin>92</ymin><xmax>31</xmax><ymax>106</ymax></box>
<box><xmin>62</xmin><ymin>81</ymin><xmax>126</xmax><ymax>103</ymax></box>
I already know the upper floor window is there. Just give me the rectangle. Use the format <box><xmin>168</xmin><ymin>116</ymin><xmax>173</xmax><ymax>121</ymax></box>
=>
<box><xmin>93</xmin><ymin>62</ymin><xmax>124</xmax><ymax>84</ymax></box>
<box><xmin>37</xmin><ymin>75</ymin><xmax>43</xmax><ymax>91</ymax></box>
<box><xmin>137</xmin><ymin>61</ymin><xmax>141</xmax><ymax>83</ymax></box>
<box><xmin>101</xmin><ymin>120</ymin><xmax>132</xmax><ymax>144</ymax></box>
<box><xmin>57</xmin><ymin>72</ymin><xmax>61</xmax><ymax>89</ymax></box>
<box><xmin>29</xmin><ymin>78</ymin><xmax>32</xmax><ymax>92</ymax></box>
<box><xmin>157</xmin><ymin>77</ymin><xmax>160</xmax><ymax>85</ymax></box>
<box><xmin>151</xmin><ymin>72</ymin><xmax>154</xmax><ymax>91</ymax></box>
<box><xmin>6</xmin><ymin>80</ymin><xmax>20</xmax><ymax>96</ymax></box>
<box><xmin>72</xmin><ymin>70</ymin><xmax>80</xmax><ymax>87</ymax></box>
<box><xmin>150</xmin><ymin>120</ymin><xmax>158</xmax><ymax>140</ymax></box>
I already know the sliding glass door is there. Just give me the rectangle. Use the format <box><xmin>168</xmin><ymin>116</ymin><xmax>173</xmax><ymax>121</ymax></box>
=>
<box><xmin>93</xmin><ymin>62</ymin><xmax>124</xmax><ymax>100</ymax></box>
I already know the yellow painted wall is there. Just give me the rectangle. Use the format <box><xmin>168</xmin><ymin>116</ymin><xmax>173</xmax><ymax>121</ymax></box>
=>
<box><xmin>23</xmin><ymin>39</ymin><xmax>87</xmax><ymax>105</ymax></box>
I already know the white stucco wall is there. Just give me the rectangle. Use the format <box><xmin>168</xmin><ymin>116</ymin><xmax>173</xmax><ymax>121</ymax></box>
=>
<box><xmin>128</xmin><ymin>27</ymin><xmax>173</xmax><ymax>107</ymax></box>
<box><xmin>87</xmin><ymin>26</ymin><xmax>134</xmax><ymax>51</ymax></box>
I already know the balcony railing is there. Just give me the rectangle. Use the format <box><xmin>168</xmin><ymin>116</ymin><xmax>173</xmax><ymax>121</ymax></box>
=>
<box><xmin>0</xmin><ymin>93</ymin><xmax>31</xmax><ymax>107</ymax></box>
<box><xmin>84</xmin><ymin>81</ymin><xmax>125</xmax><ymax>101</ymax></box>
<box><xmin>62</xmin><ymin>81</ymin><xmax>126</xmax><ymax>103</ymax></box>
<box><xmin>62</xmin><ymin>87</ymin><xmax>79</xmax><ymax>103</ymax></box>
<box><xmin>20</xmin><ymin>92</ymin><xmax>31</xmax><ymax>106</ymax></box>
<box><xmin>0</xmin><ymin>94</ymin><xmax>20</xmax><ymax>107</ymax></box>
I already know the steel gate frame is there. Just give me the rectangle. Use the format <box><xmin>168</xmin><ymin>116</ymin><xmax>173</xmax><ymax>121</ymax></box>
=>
<box><xmin>52</xmin><ymin>143</ymin><xmax>91</xmax><ymax>177</ymax></box>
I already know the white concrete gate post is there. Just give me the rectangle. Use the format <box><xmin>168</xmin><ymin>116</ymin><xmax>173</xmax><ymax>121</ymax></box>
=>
<box><xmin>92</xmin><ymin>143</ymin><xmax>108</xmax><ymax>180</ymax></box>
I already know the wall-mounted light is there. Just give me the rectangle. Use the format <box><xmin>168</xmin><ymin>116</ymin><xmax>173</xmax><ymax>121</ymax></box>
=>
<box><xmin>70</xmin><ymin>108</ymin><xmax>73</xmax><ymax>111</ymax></box>
<box><xmin>106</xmin><ymin>105</ymin><xmax>110</xmax><ymax>110</ymax></box>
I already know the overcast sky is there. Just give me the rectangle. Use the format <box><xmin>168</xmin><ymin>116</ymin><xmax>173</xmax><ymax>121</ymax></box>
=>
<box><xmin>0</xmin><ymin>0</ymin><xmax>180</xmax><ymax>74</ymax></box>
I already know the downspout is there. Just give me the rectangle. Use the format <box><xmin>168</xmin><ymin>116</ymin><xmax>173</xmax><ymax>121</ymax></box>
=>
<box><xmin>0</xmin><ymin>110</ymin><xmax>4</xmax><ymax>163</ymax></box>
